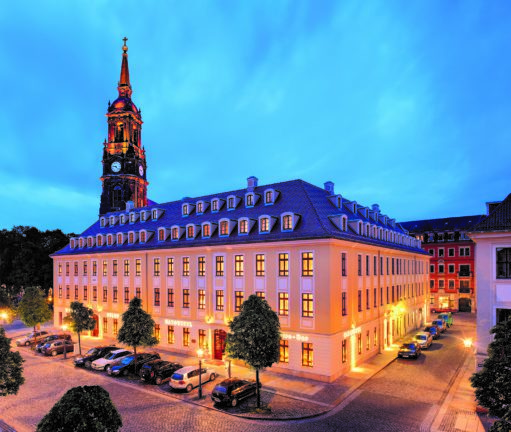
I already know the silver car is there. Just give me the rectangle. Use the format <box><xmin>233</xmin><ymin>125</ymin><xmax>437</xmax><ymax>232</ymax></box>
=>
<box><xmin>414</xmin><ymin>332</ymin><xmax>433</xmax><ymax>349</ymax></box>
<box><xmin>169</xmin><ymin>365</ymin><xmax>216</xmax><ymax>393</ymax></box>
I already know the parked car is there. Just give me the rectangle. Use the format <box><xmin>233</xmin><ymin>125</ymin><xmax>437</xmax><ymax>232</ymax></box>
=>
<box><xmin>397</xmin><ymin>341</ymin><xmax>422</xmax><ymax>359</ymax></box>
<box><xmin>170</xmin><ymin>365</ymin><xmax>217</xmax><ymax>392</ymax></box>
<box><xmin>424</xmin><ymin>324</ymin><xmax>440</xmax><ymax>339</ymax></box>
<box><xmin>41</xmin><ymin>339</ymin><xmax>74</xmax><ymax>356</ymax></box>
<box><xmin>108</xmin><ymin>352</ymin><xmax>161</xmax><ymax>377</ymax></box>
<box><xmin>16</xmin><ymin>330</ymin><xmax>49</xmax><ymax>346</ymax></box>
<box><xmin>74</xmin><ymin>346</ymin><xmax>118</xmax><ymax>369</ymax></box>
<box><xmin>430</xmin><ymin>307</ymin><xmax>457</xmax><ymax>314</ymax></box>
<box><xmin>432</xmin><ymin>319</ymin><xmax>447</xmax><ymax>333</ymax></box>
<box><xmin>438</xmin><ymin>312</ymin><xmax>453</xmax><ymax>327</ymax></box>
<box><xmin>140</xmin><ymin>360</ymin><xmax>183</xmax><ymax>385</ymax></box>
<box><xmin>35</xmin><ymin>334</ymin><xmax>72</xmax><ymax>353</ymax></box>
<box><xmin>414</xmin><ymin>332</ymin><xmax>433</xmax><ymax>349</ymax></box>
<box><xmin>91</xmin><ymin>349</ymin><xmax>132</xmax><ymax>371</ymax></box>
<box><xmin>211</xmin><ymin>378</ymin><xmax>260</xmax><ymax>407</ymax></box>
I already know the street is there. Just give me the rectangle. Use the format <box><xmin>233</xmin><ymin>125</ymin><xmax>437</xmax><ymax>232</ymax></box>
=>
<box><xmin>0</xmin><ymin>315</ymin><xmax>477</xmax><ymax>431</ymax></box>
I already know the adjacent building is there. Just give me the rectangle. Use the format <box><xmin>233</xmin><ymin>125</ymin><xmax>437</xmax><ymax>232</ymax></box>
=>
<box><xmin>402</xmin><ymin>215</ymin><xmax>484</xmax><ymax>313</ymax></box>
<box><xmin>51</xmin><ymin>41</ymin><xmax>430</xmax><ymax>382</ymax></box>
<box><xmin>468</xmin><ymin>195</ymin><xmax>511</xmax><ymax>356</ymax></box>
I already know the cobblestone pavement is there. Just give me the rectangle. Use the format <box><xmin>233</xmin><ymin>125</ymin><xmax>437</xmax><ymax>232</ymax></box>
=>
<box><xmin>0</xmin><ymin>314</ymin><xmax>494</xmax><ymax>431</ymax></box>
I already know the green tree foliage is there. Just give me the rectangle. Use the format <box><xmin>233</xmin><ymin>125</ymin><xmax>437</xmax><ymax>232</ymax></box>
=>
<box><xmin>117</xmin><ymin>297</ymin><xmax>157</xmax><ymax>370</ymax></box>
<box><xmin>0</xmin><ymin>226</ymin><xmax>75</xmax><ymax>297</ymax></box>
<box><xmin>0</xmin><ymin>327</ymin><xmax>24</xmax><ymax>396</ymax></box>
<box><xmin>471</xmin><ymin>318</ymin><xmax>511</xmax><ymax>431</ymax></box>
<box><xmin>225</xmin><ymin>294</ymin><xmax>280</xmax><ymax>408</ymax></box>
<box><xmin>0</xmin><ymin>286</ymin><xmax>14</xmax><ymax>323</ymax></box>
<box><xmin>17</xmin><ymin>286</ymin><xmax>53</xmax><ymax>335</ymax></box>
<box><xmin>64</xmin><ymin>301</ymin><xmax>96</xmax><ymax>355</ymax></box>
<box><xmin>36</xmin><ymin>385</ymin><xmax>122</xmax><ymax>432</ymax></box>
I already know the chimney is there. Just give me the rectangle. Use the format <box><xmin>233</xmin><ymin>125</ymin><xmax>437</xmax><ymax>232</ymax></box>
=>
<box><xmin>247</xmin><ymin>176</ymin><xmax>258</xmax><ymax>191</ymax></box>
<box><xmin>126</xmin><ymin>200</ymin><xmax>135</xmax><ymax>211</ymax></box>
<box><xmin>324</xmin><ymin>181</ymin><xmax>335</xmax><ymax>195</ymax></box>
<box><xmin>372</xmin><ymin>204</ymin><xmax>380</xmax><ymax>213</ymax></box>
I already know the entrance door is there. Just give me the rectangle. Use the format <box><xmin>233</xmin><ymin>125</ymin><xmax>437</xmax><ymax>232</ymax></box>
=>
<box><xmin>92</xmin><ymin>314</ymin><xmax>99</xmax><ymax>337</ymax></box>
<box><xmin>214</xmin><ymin>329</ymin><xmax>226</xmax><ymax>360</ymax></box>
<box><xmin>458</xmin><ymin>298</ymin><xmax>472</xmax><ymax>313</ymax></box>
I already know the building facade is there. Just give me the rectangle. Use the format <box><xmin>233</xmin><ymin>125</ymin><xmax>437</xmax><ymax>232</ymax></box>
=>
<box><xmin>468</xmin><ymin>196</ymin><xmax>511</xmax><ymax>356</ymax></box>
<box><xmin>402</xmin><ymin>216</ymin><xmax>484</xmax><ymax>313</ymax></box>
<box><xmin>52</xmin><ymin>42</ymin><xmax>430</xmax><ymax>382</ymax></box>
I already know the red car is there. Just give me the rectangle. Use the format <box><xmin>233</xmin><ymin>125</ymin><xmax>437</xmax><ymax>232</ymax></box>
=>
<box><xmin>430</xmin><ymin>307</ymin><xmax>457</xmax><ymax>314</ymax></box>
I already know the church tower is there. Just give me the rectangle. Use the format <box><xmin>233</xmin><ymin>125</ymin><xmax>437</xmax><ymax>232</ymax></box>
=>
<box><xmin>99</xmin><ymin>38</ymin><xmax>148</xmax><ymax>215</ymax></box>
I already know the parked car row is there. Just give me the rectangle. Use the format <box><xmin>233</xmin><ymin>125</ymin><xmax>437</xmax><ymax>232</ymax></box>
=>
<box><xmin>399</xmin><ymin>312</ymin><xmax>455</xmax><ymax>361</ymax></box>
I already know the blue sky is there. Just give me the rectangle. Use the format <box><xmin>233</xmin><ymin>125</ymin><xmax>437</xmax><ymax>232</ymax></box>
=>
<box><xmin>1</xmin><ymin>1</ymin><xmax>510</xmax><ymax>234</ymax></box>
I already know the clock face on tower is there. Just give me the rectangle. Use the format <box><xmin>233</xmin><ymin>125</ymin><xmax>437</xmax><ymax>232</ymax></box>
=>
<box><xmin>111</xmin><ymin>161</ymin><xmax>121</xmax><ymax>173</ymax></box>
<box><xmin>139</xmin><ymin>164</ymin><xmax>144</xmax><ymax>176</ymax></box>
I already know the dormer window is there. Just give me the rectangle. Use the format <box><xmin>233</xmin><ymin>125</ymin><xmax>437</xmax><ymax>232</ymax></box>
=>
<box><xmin>79</xmin><ymin>238</ymin><xmax>84</xmax><ymax>248</ymax></box>
<box><xmin>202</xmin><ymin>223</ymin><xmax>211</xmax><ymax>238</ymax></box>
<box><xmin>152</xmin><ymin>209</ymin><xmax>158</xmax><ymax>220</ymax></box>
<box><xmin>337</xmin><ymin>196</ymin><xmax>342</xmax><ymax>208</ymax></box>
<box><xmin>70</xmin><ymin>239</ymin><xmax>75</xmax><ymax>248</ymax></box>
<box><xmin>139</xmin><ymin>231</ymin><xmax>146</xmax><ymax>243</ymax></box>
<box><xmin>110</xmin><ymin>216</ymin><xmax>116</xmax><ymax>226</ymax></box>
<box><xmin>365</xmin><ymin>223</ymin><xmax>370</xmax><ymax>237</ymax></box>
<box><xmin>100</xmin><ymin>217</ymin><xmax>106</xmax><ymax>228</ymax></box>
<box><xmin>187</xmin><ymin>225</ymin><xmax>195</xmax><ymax>239</ymax></box>
<box><xmin>239</xmin><ymin>219</ymin><xmax>248</xmax><ymax>235</ymax></box>
<box><xmin>281</xmin><ymin>212</ymin><xmax>299</xmax><ymax>232</ymax></box>
<box><xmin>87</xmin><ymin>237</ymin><xmax>92</xmax><ymax>248</ymax></box>
<box><xmin>211</xmin><ymin>198</ymin><xmax>224</xmax><ymax>212</ymax></box>
<box><xmin>158</xmin><ymin>228</ymin><xmax>166</xmax><ymax>241</ymax></box>
<box><xmin>358</xmin><ymin>221</ymin><xmax>362</xmax><ymax>234</ymax></box>
<box><xmin>129</xmin><ymin>212</ymin><xmax>138</xmax><ymax>223</ymax></box>
<box><xmin>264</xmin><ymin>189</ymin><xmax>275</xmax><ymax>205</ymax></box>
<box><xmin>260</xmin><ymin>217</ymin><xmax>269</xmax><ymax>233</ymax></box>
<box><xmin>140</xmin><ymin>211</ymin><xmax>147</xmax><ymax>222</ymax></box>
<box><xmin>107</xmin><ymin>235</ymin><xmax>114</xmax><ymax>246</ymax></box>
<box><xmin>220</xmin><ymin>220</ymin><xmax>229</xmax><ymax>236</ymax></box>
<box><xmin>228</xmin><ymin>197</ymin><xmax>234</xmax><ymax>209</ymax></box>
<box><xmin>342</xmin><ymin>216</ymin><xmax>347</xmax><ymax>231</ymax></box>
<box><xmin>182</xmin><ymin>204</ymin><xmax>189</xmax><ymax>216</ymax></box>
<box><xmin>246</xmin><ymin>194</ymin><xmax>254</xmax><ymax>207</ymax></box>
<box><xmin>96</xmin><ymin>235</ymin><xmax>103</xmax><ymax>247</ymax></box>
<box><xmin>197</xmin><ymin>202</ymin><xmax>203</xmax><ymax>214</ymax></box>
<box><xmin>117</xmin><ymin>234</ymin><xmax>123</xmax><ymax>245</ymax></box>
<box><xmin>129</xmin><ymin>232</ymin><xmax>134</xmax><ymax>244</ymax></box>
<box><xmin>120</xmin><ymin>215</ymin><xmax>125</xmax><ymax>224</ymax></box>
<box><xmin>172</xmin><ymin>227</ymin><xmax>179</xmax><ymax>240</ymax></box>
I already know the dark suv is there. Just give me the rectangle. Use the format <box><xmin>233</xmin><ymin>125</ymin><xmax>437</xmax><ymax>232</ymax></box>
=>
<box><xmin>35</xmin><ymin>334</ymin><xmax>72</xmax><ymax>353</ymax></box>
<box><xmin>211</xmin><ymin>378</ymin><xmax>260</xmax><ymax>407</ymax></box>
<box><xmin>74</xmin><ymin>346</ymin><xmax>118</xmax><ymax>369</ymax></box>
<box><xmin>108</xmin><ymin>352</ymin><xmax>161</xmax><ymax>377</ymax></box>
<box><xmin>397</xmin><ymin>341</ymin><xmax>422</xmax><ymax>359</ymax></box>
<box><xmin>140</xmin><ymin>360</ymin><xmax>183</xmax><ymax>385</ymax></box>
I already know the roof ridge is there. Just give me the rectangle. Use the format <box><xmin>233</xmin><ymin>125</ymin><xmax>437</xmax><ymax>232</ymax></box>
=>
<box><xmin>298</xmin><ymin>180</ymin><xmax>331</xmax><ymax>235</ymax></box>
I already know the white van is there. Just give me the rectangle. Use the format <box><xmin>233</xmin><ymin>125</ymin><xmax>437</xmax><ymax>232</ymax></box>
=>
<box><xmin>169</xmin><ymin>365</ymin><xmax>216</xmax><ymax>392</ymax></box>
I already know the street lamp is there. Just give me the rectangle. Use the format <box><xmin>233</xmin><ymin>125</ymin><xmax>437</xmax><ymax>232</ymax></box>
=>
<box><xmin>62</xmin><ymin>325</ymin><xmax>68</xmax><ymax>359</ymax></box>
<box><xmin>197</xmin><ymin>348</ymin><xmax>204</xmax><ymax>399</ymax></box>
<box><xmin>463</xmin><ymin>338</ymin><xmax>473</xmax><ymax>348</ymax></box>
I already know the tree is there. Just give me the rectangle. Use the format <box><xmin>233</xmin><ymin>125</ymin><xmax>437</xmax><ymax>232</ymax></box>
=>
<box><xmin>225</xmin><ymin>294</ymin><xmax>280</xmax><ymax>408</ymax></box>
<box><xmin>64</xmin><ymin>301</ymin><xmax>96</xmax><ymax>355</ymax></box>
<box><xmin>36</xmin><ymin>385</ymin><xmax>122</xmax><ymax>432</ymax></box>
<box><xmin>471</xmin><ymin>318</ymin><xmax>511</xmax><ymax>431</ymax></box>
<box><xmin>0</xmin><ymin>327</ymin><xmax>24</xmax><ymax>396</ymax></box>
<box><xmin>17</xmin><ymin>286</ymin><xmax>52</xmax><ymax>338</ymax></box>
<box><xmin>117</xmin><ymin>297</ymin><xmax>157</xmax><ymax>372</ymax></box>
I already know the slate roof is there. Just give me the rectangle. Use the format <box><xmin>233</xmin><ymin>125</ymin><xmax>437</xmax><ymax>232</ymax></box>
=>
<box><xmin>401</xmin><ymin>215</ymin><xmax>486</xmax><ymax>234</ymax></box>
<box><xmin>53</xmin><ymin>179</ymin><xmax>427</xmax><ymax>256</ymax></box>
<box><xmin>470</xmin><ymin>193</ymin><xmax>511</xmax><ymax>232</ymax></box>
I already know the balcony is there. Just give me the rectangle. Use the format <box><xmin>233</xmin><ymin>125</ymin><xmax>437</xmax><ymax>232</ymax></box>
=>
<box><xmin>459</xmin><ymin>287</ymin><xmax>472</xmax><ymax>294</ymax></box>
<box><xmin>458</xmin><ymin>270</ymin><xmax>473</xmax><ymax>277</ymax></box>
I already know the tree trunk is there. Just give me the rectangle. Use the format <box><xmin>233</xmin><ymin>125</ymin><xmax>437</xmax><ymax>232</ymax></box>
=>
<box><xmin>256</xmin><ymin>368</ymin><xmax>260</xmax><ymax>408</ymax></box>
<box><xmin>134</xmin><ymin>345</ymin><xmax>137</xmax><ymax>374</ymax></box>
<box><xmin>78</xmin><ymin>331</ymin><xmax>81</xmax><ymax>355</ymax></box>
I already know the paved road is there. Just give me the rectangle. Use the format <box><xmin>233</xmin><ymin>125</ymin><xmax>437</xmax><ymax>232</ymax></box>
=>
<box><xmin>0</xmin><ymin>319</ymin><xmax>471</xmax><ymax>431</ymax></box>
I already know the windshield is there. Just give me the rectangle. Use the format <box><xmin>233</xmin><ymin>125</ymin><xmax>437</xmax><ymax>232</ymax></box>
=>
<box><xmin>401</xmin><ymin>343</ymin><xmax>415</xmax><ymax>349</ymax></box>
<box><xmin>121</xmin><ymin>356</ymin><xmax>134</xmax><ymax>365</ymax></box>
<box><xmin>86</xmin><ymin>348</ymin><xmax>98</xmax><ymax>355</ymax></box>
<box><xmin>416</xmin><ymin>335</ymin><xmax>426</xmax><ymax>340</ymax></box>
<box><xmin>105</xmin><ymin>352</ymin><xmax>117</xmax><ymax>359</ymax></box>
<box><xmin>214</xmin><ymin>386</ymin><xmax>228</xmax><ymax>394</ymax></box>
<box><xmin>172</xmin><ymin>373</ymin><xmax>184</xmax><ymax>380</ymax></box>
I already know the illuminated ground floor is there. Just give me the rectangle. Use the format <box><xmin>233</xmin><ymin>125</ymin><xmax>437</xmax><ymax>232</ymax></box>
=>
<box><xmin>428</xmin><ymin>292</ymin><xmax>475</xmax><ymax>313</ymax></box>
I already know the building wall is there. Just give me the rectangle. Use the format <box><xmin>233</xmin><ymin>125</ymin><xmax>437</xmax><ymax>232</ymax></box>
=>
<box><xmin>53</xmin><ymin>238</ymin><xmax>429</xmax><ymax>382</ymax></box>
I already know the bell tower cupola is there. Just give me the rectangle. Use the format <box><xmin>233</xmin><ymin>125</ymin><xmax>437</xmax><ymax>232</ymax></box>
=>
<box><xmin>99</xmin><ymin>38</ymin><xmax>148</xmax><ymax>215</ymax></box>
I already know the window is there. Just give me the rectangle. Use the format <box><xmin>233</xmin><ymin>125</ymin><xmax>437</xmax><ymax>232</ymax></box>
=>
<box><xmin>430</xmin><ymin>280</ymin><xmax>435</xmax><ymax>289</ymax></box>
<box><xmin>246</xmin><ymin>194</ymin><xmax>254</xmax><ymax>206</ymax></box>
<box><xmin>302</xmin><ymin>343</ymin><xmax>313</xmax><ymax>367</ymax></box>
<box><xmin>260</xmin><ymin>217</ymin><xmax>269</xmax><ymax>233</ymax></box>
<box><xmin>256</xmin><ymin>254</ymin><xmax>265</xmax><ymax>277</ymax></box>
<box><xmin>107</xmin><ymin>235</ymin><xmax>113</xmax><ymax>246</ymax></box>
<box><xmin>342</xmin><ymin>217</ymin><xmax>347</xmax><ymax>231</ymax></box>
<box><xmin>366</xmin><ymin>255</ymin><xmax>370</xmax><ymax>276</ymax></box>
<box><xmin>83</xmin><ymin>261</ymin><xmax>88</xmax><ymax>276</ymax></box>
<box><xmin>103</xmin><ymin>317</ymin><xmax>108</xmax><ymax>334</ymax></box>
<box><xmin>235</xmin><ymin>291</ymin><xmax>244</xmax><ymax>312</ymax></box>
<box><xmin>448</xmin><ymin>248</ymin><xmax>455</xmax><ymax>257</ymax></box>
<box><xmin>220</xmin><ymin>221</ymin><xmax>229</xmax><ymax>236</ymax></box>
<box><xmin>154</xmin><ymin>258</ymin><xmax>160</xmax><ymax>276</ymax></box>
<box><xmin>215</xmin><ymin>256</ymin><xmax>224</xmax><ymax>277</ymax></box>
<box><xmin>152</xmin><ymin>209</ymin><xmax>158</xmax><ymax>220</ymax></box>
<box><xmin>265</xmin><ymin>190</ymin><xmax>273</xmax><ymax>204</ymax></box>
<box><xmin>111</xmin><ymin>260</ymin><xmax>117</xmax><ymax>276</ymax></box>
<box><xmin>358</xmin><ymin>334</ymin><xmax>362</xmax><ymax>354</ymax></box>
<box><xmin>124</xmin><ymin>287</ymin><xmax>130</xmax><ymax>304</ymax></box>
<box><xmin>439</xmin><ymin>280</ymin><xmax>445</xmax><ymax>289</ymax></box>
<box><xmin>278</xmin><ymin>292</ymin><xmax>289</xmax><ymax>316</ymax></box>
<box><xmin>302</xmin><ymin>293</ymin><xmax>314</xmax><ymax>318</ymax></box>
<box><xmin>136</xmin><ymin>259</ymin><xmax>141</xmax><ymax>276</ymax></box>
<box><xmin>197</xmin><ymin>202</ymin><xmax>203</xmax><ymax>214</ymax></box>
<box><xmin>198</xmin><ymin>329</ymin><xmax>206</xmax><ymax>349</ymax></box>
<box><xmin>279</xmin><ymin>339</ymin><xmax>289</xmax><ymax>363</ymax></box>
<box><xmin>358</xmin><ymin>290</ymin><xmax>362</xmax><ymax>311</ymax></box>
<box><xmin>459</xmin><ymin>264</ymin><xmax>471</xmax><ymax>277</ymax></box>
<box><xmin>301</xmin><ymin>252</ymin><xmax>313</xmax><ymax>277</ymax></box>
<box><xmin>234</xmin><ymin>255</ymin><xmax>244</xmax><ymax>277</ymax></box>
<box><xmin>154</xmin><ymin>288</ymin><xmax>160</xmax><ymax>306</ymax></box>
<box><xmin>102</xmin><ymin>261</ymin><xmax>108</xmax><ymax>276</ymax></box>
<box><xmin>183</xmin><ymin>289</ymin><xmax>190</xmax><ymax>308</ymax></box>
<box><xmin>198</xmin><ymin>290</ymin><xmax>206</xmax><ymax>310</ymax></box>
<box><xmin>374</xmin><ymin>287</ymin><xmax>377</xmax><ymax>308</ymax></box>
<box><xmin>182</xmin><ymin>257</ymin><xmax>190</xmax><ymax>277</ymax></box>
<box><xmin>228</xmin><ymin>197</ymin><xmax>235</xmax><ymax>209</ymax></box>
<box><xmin>74</xmin><ymin>262</ymin><xmax>78</xmax><ymax>276</ymax></box>
<box><xmin>282</xmin><ymin>214</ymin><xmax>293</xmax><ymax>230</ymax></box>
<box><xmin>182</xmin><ymin>204</ymin><xmax>189</xmax><ymax>216</ymax></box>
<box><xmin>117</xmin><ymin>234</ymin><xmax>123</xmax><ymax>245</ymax></box>
<box><xmin>103</xmin><ymin>286</ymin><xmax>108</xmax><ymax>302</ymax></box>
<box><xmin>58</xmin><ymin>263</ymin><xmax>62</xmax><ymax>275</ymax></box>
<box><xmin>187</xmin><ymin>225</ymin><xmax>194</xmax><ymax>239</ymax></box>
<box><xmin>168</xmin><ymin>326</ymin><xmax>175</xmax><ymax>344</ymax></box>
<box><xmin>239</xmin><ymin>219</ymin><xmax>248</xmax><ymax>234</ymax></box>
<box><xmin>167</xmin><ymin>258</ymin><xmax>174</xmax><ymax>276</ymax></box>
<box><xmin>430</xmin><ymin>264</ymin><xmax>435</xmax><ymax>273</ymax></box>
<box><xmin>366</xmin><ymin>330</ymin><xmax>370</xmax><ymax>350</ymax></box>
<box><xmin>342</xmin><ymin>340</ymin><xmax>347</xmax><ymax>363</ymax></box>
<box><xmin>141</xmin><ymin>212</ymin><xmax>146</xmax><ymax>222</ymax></box>
<box><xmin>202</xmin><ymin>224</ymin><xmax>210</xmax><ymax>237</ymax></box>
<box><xmin>358</xmin><ymin>255</ymin><xmax>362</xmax><ymax>276</ymax></box>
<box><xmin>92</xmin><ymin>261</ymin><xmax>97</xmax><ymax>276</ymax></box>
<box><xmin>438</xmin><ymin>264</ymin><xmax>444</xmax><ymax>274</ymax></box>
<box><xmin>158</xmin><ymin>229</ymin><xmax>165</xmax><ymax>241</ymax></box>
<box><xmin>279</xmin><ymin>253</ymin><xmax>289</xmax><ymax>277</ymax></box>
<box><xmin>140</xmin><ymin>231</ymin><xmax>146</xmax><ymax>243</ymax></box>
<box><xmin>438</xmin><ymin>248</ymin><xmax>444</xmax><ymax>257</ymax></box>
<box><xmin>448</xmin><ymin>264</ymin><xmax>455</xmax><ymax>273</ymax></box>
<box><xmin>448</xmin><ymin>280</ymin><xmax>455</xmax><ymax>289</ymax></box>
<box><xmin>84</xmin><ymin>286</ymin><xmax>88</xmax><ymax>301</ymax></box>
<box><xmin>198</xmin><ymin>257</ymin><xmax>206</xmax><ymax>277</ymax></box>
<box><xmin>167</xmin><ymin>288</ymin><xmax>174</xmax><ymax>307</ymax></box>
<box><xmin>460</xmin><ymin>247</ymin><xmax>470</xmax><ymax>257</ymax></box>
<box><xmin>113</xmin><ymin>319</ymin><xmax>118</xmax><ymax>336</ymax></box>
<box><xmin>74</xmin><ymin>285</ymin><xmax>78</xmax><ymax>300</ymax></box>
<box><xmin>216</xmin><ymin>290</ymin><xmax>224</xmax><ymax>311</ymax></box>
<box><xmin>154</xmin><ymin>324</ymin><xmax>161</xmax><ymax>342</ymax></box>
<box><xmin>124</xmin><ymin>259</ymin><xmax>130</xmax><ymax>276</ymax></box>
<box><xmin>342</xmin><ymin>253</ymin><xmax>347</xmax><ymax>276</ymax></box>
<box><xmin>172</xmin><ymin>227</ymin><xmax>179</xmax><ymax>240</ymax></box>
<box><xmin>113</xmin><ymin>286</ymin><xmax>118</xmax><ymax>302</ymax></box>
<box><xmin>256</xmin><ymin>291</ymin><xmax>265</xmax><ymax>299</ymax></box>
<box><xmin>136</xmin><ymin>287</ymin><xmax>141</xmax><ymax>298</ymax></box>
<box><xmin>183</xmin><ymin>328</ymin><xmax>190</xmax><ymax>347</ymax></box>
<box><xmin>342</xmin><ymin>292</ymin><xmax>347</xmax><ymax>316</ymax></box>
<box><xmin>212</xmin><ymin>200</ymin><xmax>218</xmax><ymax>211</ymax></box>
<box><xmin>429</xmin><ymin>249</ymin><xmax>434</xmax><ymax>256</ymax></box>
<box><xmin>497</xmin><ymin>248</ymin><xmax>511</xmax><ymax>278</ymax></box>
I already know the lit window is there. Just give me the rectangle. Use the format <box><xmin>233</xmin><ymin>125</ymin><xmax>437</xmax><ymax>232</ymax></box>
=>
<box><xmin>124</xmin><ymin>259</ymin><xmax>129</xmax><ymax>276</ymax></box>
<box><xmin>171</xmin><ymin>227</ymin><xmax>179</xmax><ymax>240</ymax></box>
<box><xmin>239</xmin><ymin>219</ymin><xmax>248</xmax><ymax>234</ymax></box>
<box><xmin>265</xmin><ymin>190</ymin><xmax>273</xmax><ymax>204</ymax></box>
<box><xmin>117</xmin><ymin>234</ymin><xmax>123</xmax><ymax>244</ymax></box>
<box><xmin>154</xmin><ymin>324</ymin><xmax>161</xmax><ymax>342</ymax></box>
<box><xmin>198</xmin><ymin>329</ymin><xmax>206</xmax><ymax>349</ymax></box>
<box><xmin>278</xmin><ymin>292</ymin><xmax>289</xmax><ymax>316</ymax></box>
<box><xmin>256</xmin><ymin>254</ymin><xmax>265</xmax><ymax>277</ymax></box>
<box><xmin>183</xmin><ymin>328</ymin><xmax>190</xmax><ymax>347</ymax></box>
<box><xmin>154</xmin><ymin>258</ymin><xmax>160</xmax><ymax>276</ymax></box>
<box><xmin>220</xmin><ymin>220</ymin><xmax>229</xmax><ymax>236</ymax></box>
<box><xmin>282</xmin><ymin>215</ymin><xmax>293</xmax><ymax>230</ymax></box>
<box><xmin>202</xmin><ymin>224</ymin><xmax>211</xmax><ymax>237</ymax></box>
<box><xmin>197</xmin><ymin>202</ymin><xmax>203</xmax><ymax>213</ymax></box>
<box><xmin>124</xmin><ymin>287</ymin><xmax>130</xmax><ymax>304</ymax></box>
<box><xmin>167</xmin><ymin>258</ymin><xmax>174</xmax><ymax>276</ymax></box>
<box><xmin>302</xmin><ymin>293</ymin><xmax>314</xmax><ymax>317</ymax></box>
<box><xmin>136</xmin><ymin>259</ymin><xmax>141</xmax><ymax>276</ymax></box>
<box><xmin>235</xmin><ymin>291</ymin><xmax>244</xmax><ymax>312</ymax></box>
<box><xmin>246</xmin><ymin>194</ymin><xmax>254</xmax><ymax>206</ymax></box>
<box><xmin>279</xmin><ymin>253</ymin><xmax>289</xmax><ymax>277</ymax></box>
<box><xmin>256</xmin><ymin>291</ymin><xmax>265</xmax><ymax>299</ymax></box>
<box><xmin>302</xmin><ymin>343</ymin><xmax>313</xmax><ymax>367</ymax></box>
<box><xmin>183</xmin><ymin>289</ymin><xmax>190</xmax><ymax>308</ymax></box>
<box><xmin>154</xmin><ymin>288</ymin><xmax>160</xmax><ymax>306</ymax></box>
<box><xmin>280</xmin><ymin>339</ymin><xmax>289</xmax><ymax>363</ymax></box>
<box><xmin>301</xmin><ymin>252</ymin><xmax>313</xmax><ymax>277</ymax></box>
<box><xmin>198</xmin><ymin>290</ymin><xmax>206</xmax><ymax>310</ymax></box>
<box><xmin>216</xmin><ymin>256</ymin><xmax>224</xmax><ymax>277</ymax></box>
<box><xmin>182</xmin><ymin>204</ymin><xmax>188</xmax><ymax>216</ymax></box>
<box><xmin>112</xmin><ymin>260</ymin><xmax>118</xmax><ymax>276</ymax></box>
<box><xmin>187</xmin><ymin>226</ymin><xmax>194</xmax><ymax>239</ymax></box>
<box><xmin>182</xmin><ymin>257</ymin><xmax>190</xmax><ymax>277</ymax></box>
<box><xmin>158</xmin><ymin>229</ymin><xmax>165</xmax><ymax>241</ymax></box>
<box><xmin>235</xmin><ymin>255</ymin><xmax>244</xmax><ymax>277</ymax></box>
<box><xmin>87</xmin><ymin>238</ymin><xmax>92</xmax><ymax>247</ymax></box>
<box><xmin>198</xmin><ymin>257</ymin><xmax>206</xmax><ymax>277</ymax></box>
<box><xmin>168</xmin><ymin>326</ymin><xmax>175</xmax><ymax>344</ymax></box>
<box><xmin>216</xmin><ymin>290</ymin><xmax>224</xmax><ymax>311</ymax></box>
<box><xmin>167</xmin><ymin>288</ymin><xmax>174</xmax><ymax>307</ymax></box>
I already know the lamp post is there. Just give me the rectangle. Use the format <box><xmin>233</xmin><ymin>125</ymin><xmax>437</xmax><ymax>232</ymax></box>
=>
<box><xmin>197</xmin><ymin>348</ymin><xmax>204</xmax><ymax>399</ymax></box>
<box><xmin>62</xmin><ymin>325</ymin><xmax>68</xmax><ymax>359</ymax></box>
<box><xmin>463</xmin><ymin>338</ymin><xmax>473</xmax><ymax>349</ymax></box>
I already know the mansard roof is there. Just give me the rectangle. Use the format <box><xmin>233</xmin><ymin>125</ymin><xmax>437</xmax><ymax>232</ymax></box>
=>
<box><xmin>470</xmin><ymin>193</ymin><xmax>511</xmax><ymax>232</ymax></box>
<box><xmin>53</xmin><ymin>179</ymin><xmax>427</xmax><ymax>256</ymax></box>
<box><xmin>401</xmin><ymin>215</ymin><xmax>486</xmax><ymax>234</ymax></box>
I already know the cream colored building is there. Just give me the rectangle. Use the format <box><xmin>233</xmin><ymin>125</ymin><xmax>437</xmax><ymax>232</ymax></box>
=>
<box><xmin>53</xmin><ymin>178</ymin><xmax>430</xmax><ymax>382</ymax></box>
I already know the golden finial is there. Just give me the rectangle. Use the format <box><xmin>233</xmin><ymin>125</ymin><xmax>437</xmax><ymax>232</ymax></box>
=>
<box><xmin>122</xmin><ymin>37</ymin><xmax>128</xmax><ymax>52</ymax></box>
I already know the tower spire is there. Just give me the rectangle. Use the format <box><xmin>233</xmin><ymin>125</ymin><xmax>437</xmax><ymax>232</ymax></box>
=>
<box><xmin>118</xmin><ymin>37</ymin><xmax>132</xmax><ymax>98</ymax></box>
